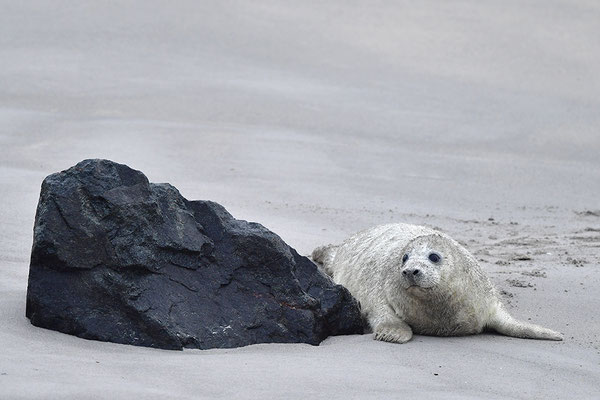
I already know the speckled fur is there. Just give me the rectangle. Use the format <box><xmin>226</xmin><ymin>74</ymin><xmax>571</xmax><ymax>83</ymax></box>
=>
<box><xmin>312</xmin><ymin>223</ymin><xmax>563</xmax><ymax>343</ymax></box>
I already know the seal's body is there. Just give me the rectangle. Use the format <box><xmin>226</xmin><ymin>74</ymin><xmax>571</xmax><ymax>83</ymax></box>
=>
<box><xmin>312</xmin><ymin>223</ymin><xmax>562</xmax><ymax>343</ymax></box>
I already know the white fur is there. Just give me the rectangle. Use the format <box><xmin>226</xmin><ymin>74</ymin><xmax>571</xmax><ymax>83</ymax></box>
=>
<box><xmin>313</xmin><ymin>223</ymin><xmax>563</xmax><ymax>343</ymax></box>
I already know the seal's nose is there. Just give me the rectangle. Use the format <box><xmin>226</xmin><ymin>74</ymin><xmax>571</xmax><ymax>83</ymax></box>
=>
<box><xmin>402</xmin><ymin>268</ymin><xmax>421</xmax><ymax>276</ymax></box>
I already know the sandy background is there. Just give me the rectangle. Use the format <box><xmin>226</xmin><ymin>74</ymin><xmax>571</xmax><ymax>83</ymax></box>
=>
<box><xmin>1</xmin><ymin>1</ymin><xmax>599</xmax><ymax>398</ymax></box>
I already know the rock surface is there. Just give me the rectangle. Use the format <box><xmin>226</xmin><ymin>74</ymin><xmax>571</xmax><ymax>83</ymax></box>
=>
<box><xmin>26</xmin><ymin>159</ymin><xmax>363</xmax><ymax>350</ymax></box>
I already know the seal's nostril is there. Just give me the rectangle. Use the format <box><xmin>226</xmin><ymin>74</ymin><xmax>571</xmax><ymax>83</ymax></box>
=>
<box><xmin>413</xmin><ymin>269</ymin><xmax>420</xmax><ymax>276</ymax></box>
<box><xmin>402</xmin><ymin>270</ymin><xmax>407</xmax><ymax>275</ymax></box>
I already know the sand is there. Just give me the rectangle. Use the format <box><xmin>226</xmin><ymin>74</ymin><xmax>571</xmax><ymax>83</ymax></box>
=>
<box><xmin>1</xmin><ymin>1</ymin><xmax>599</xmax><ymax>398</ymax></box>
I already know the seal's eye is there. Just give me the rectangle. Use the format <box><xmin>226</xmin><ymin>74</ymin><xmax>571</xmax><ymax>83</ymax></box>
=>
<box><xmin>428</xmin><ymin>253</ymin><xmax>441</xmax><ymax>263</ymax></box>
<box><xmin>402</xmin><ymin>253</ymin><xmax>409</xmax><ymax>263</ymax></box>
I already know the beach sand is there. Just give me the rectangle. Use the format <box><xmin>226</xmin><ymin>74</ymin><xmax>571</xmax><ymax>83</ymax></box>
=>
<box><xmin>1</xmin><ymin>1</ymin><xmax>599</xmax><ymax>398</ymax></box>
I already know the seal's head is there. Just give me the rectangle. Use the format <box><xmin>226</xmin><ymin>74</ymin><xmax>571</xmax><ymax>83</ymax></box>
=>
<box><xmin>398</xmin><ymin>234</ymin><xmax>456</xmax><ymax>296</ymax></box>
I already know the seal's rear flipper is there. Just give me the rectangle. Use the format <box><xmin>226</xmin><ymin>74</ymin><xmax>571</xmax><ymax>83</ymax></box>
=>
<box><xmin>487</xmin><ymin>306</ymin><xmax>563</xmax><ymax>341</ymax></box>
<box><xmin>311</xmin><ymin>244</ymin><xmax>339</xmax><ymax>276</ymax></box>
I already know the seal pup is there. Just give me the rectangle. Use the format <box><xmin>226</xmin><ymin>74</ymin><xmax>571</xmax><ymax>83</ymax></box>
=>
<box><xmin>312</xmin><ymin>223</ymin><xmax>563</xmax><ymax>343</ymax></box>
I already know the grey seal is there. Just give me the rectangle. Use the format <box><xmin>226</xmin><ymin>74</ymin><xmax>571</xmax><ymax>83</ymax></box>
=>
<box><xmin>312</xmin><ymin>223</ymin><xmax>563</xmax><ymax>343</ymax></box>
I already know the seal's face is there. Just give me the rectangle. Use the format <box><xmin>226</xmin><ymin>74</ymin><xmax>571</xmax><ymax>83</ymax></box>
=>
<box><xmin>399</xmin><ymin>235</ymin><xmax>451</xmax><ymax>294</ymax></box>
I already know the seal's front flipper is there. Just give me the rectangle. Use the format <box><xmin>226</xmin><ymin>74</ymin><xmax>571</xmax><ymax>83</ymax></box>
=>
<box><xmin>373</xmin><ymin>321</ymin><xmax>413</xmax><ymax>344</ymax></box>
<box><xmin>487</xmin><ymin>306</ymin><xmax>563</xmax><ymax>341</ymax></box>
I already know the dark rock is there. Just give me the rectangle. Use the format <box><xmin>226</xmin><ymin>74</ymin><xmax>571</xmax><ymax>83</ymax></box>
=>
<box><xmin>26</xmin><ymin>159</ymin><xmax>364</xmax><ymax>350</ymax></box>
